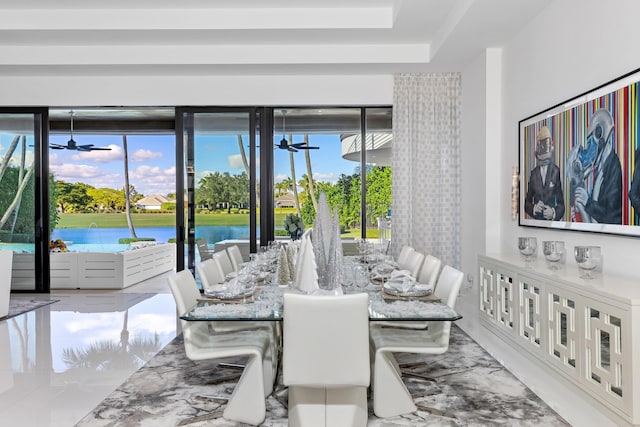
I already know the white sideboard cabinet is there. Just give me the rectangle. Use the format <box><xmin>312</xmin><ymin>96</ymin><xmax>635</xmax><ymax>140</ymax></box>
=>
<box><xmin>479</xmin><ymin>254</ymin><xmax>640</xmax><ymax>426</ymax></box>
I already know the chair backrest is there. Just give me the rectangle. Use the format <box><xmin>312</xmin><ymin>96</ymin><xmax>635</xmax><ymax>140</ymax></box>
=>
<box><xmin>226</xmin><ymin>245</ymin><xmax>244</xmax><ymax>272</ymax></box>
<box><xmin>283</xmin><ymin>293</ymin><xmax>370</xmax><ymax>388</ymax></box>
<box><xmin>418</xmin><ymin>254</ymin><xmax>442</xmax><ymax>287</ymax></box>
<box><xmin>196</xmin><ymin>239</ymin><xmax>213</xmax><ymax>261</ymax></box>
<box><xmin>401</xmin><ymin>250</ymin><xmax>425</xmax><ymax>278</ymax></box>
<box><xmin>213</xmin><ymin>250</ymin><xmax>234</xmax><ymax>277</ymax></box>
<box><xmin>195</xmin><ymin>258</ymin><xmax>225</xmax><ymax>290</ymax></box>
<box><xmin>434</xmin><ymin>265</ymin><xmax>464</xmax><ymax>309</ymax></box>
<box><xmin>168</xmin><ymin>270</ymin><xmax>201</xmax><ymax>317</ymax></box>
<box><xmin>397</xmin><ymin>245</ymin><xmax>414</xmax><ymax>266</ymax></box>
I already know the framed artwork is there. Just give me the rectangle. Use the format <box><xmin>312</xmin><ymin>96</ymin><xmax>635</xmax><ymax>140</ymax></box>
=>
<box><xmin>519</xmin><ymin>67</ymin><xmax>640</xmax><ymax>237</ymax></box>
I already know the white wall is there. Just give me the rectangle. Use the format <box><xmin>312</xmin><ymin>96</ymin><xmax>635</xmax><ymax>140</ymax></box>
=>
<box><xmin>0</xmin><ymin>74</ymin><xmax>393</xmax><ymax>107</ymax></box>
<box><xmin>456</xmin><ymin>1</ymin><xmax>640</xmax><ymax>425</ymax></box>
<box><xmin>458</xmin><ymin>51</ymin><xmax>488</xmax><ymax>334</ymax></box>
<box><xmin>500</xmin><ymin>0</ymin><xmax>640</xmax><ymax>281</ymax></box>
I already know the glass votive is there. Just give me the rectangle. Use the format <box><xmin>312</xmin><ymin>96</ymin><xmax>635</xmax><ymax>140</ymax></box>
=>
<box><xmin>542</xmin><ymin>240</ymin><xmax>565</xmax><ymax>270</ymax></box>
<box><xmin>518</xmin><ymin>237</ymin><xmax>538</xmax><ymax>265</ymax></box>
<box><xmin>574</xmin><ymin>245</ymin><xmax>602</xmax><ymax>279</ymax></box>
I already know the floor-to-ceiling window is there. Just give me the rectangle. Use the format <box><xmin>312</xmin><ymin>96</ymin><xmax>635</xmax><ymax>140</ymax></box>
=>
<box><xmin>178</xmin><ymin>108</ymin><xmax>261</xmax><ymax>274</ymax></box>
<box><xmin>272</xmin><ymin>107</ymin><xmax>392</xmax><ymax>243</ymax></box>
<box><xmin>2</xmin><ymin>105</ymin><xmax>391</xmax><ymax>292</ymax></box>
<box><xmin>0</xmin><ymin>109</ymin><xmax>48</xmax><ymax>292</ymax></box>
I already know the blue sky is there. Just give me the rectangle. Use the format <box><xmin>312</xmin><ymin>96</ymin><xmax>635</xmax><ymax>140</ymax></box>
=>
<box><xmin>2</xmin><ymin>132</ymin><xmax>358</xmax><ymax>198</ymax></box>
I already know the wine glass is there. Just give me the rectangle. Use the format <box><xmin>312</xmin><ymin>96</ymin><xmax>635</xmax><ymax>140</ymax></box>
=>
<box><xmin>542</xmin><ymin>240</ymin><xmax>564</xmax><ymax>271</ymax></box>
<box><xmin>353</xmin><ymin>264</ymin><xmax>369</xmax><ymax>290</ymax></box>
<box><xmin>518</xmin><ymin>237</ymin><xmax>538</xmax><ymax>265</ymax></box>
<box><xmin>574</xmin><ymin>246</ymin><xmax>601</xmax><ymax>279</ymax></box>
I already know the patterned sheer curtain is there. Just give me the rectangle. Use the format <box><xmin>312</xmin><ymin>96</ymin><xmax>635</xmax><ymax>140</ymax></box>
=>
<box><xmin>391</xmin><ymin>73</ymin><xmax>461</xmax><ymax>268</ymax></box>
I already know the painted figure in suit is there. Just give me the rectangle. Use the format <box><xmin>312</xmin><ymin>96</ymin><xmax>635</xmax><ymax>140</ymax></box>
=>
<box><xmin>574</xmin><ymin>109</ymin><xmax>622</xmax><ymax>224</ymax></box>
<box><xmin>525</xmin><ymin>126</ymin><xmax>565</xmax><ymax>220</ymax></box>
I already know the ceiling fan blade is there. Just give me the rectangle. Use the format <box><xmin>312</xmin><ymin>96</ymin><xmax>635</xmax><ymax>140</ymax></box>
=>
<box><xmin>76</xmin><ymin>145</ymin><xmax>95</xmax><ymax>151</ymax></box>
<box><xmin>89</xmin><ymin>147</ymin><xmax>112</xmax><ymax>151</ymax></box>
<box><xmin>49</xmin><ymin>145</ymin><xmax>65</xmax><ymax>150</ymax></box>
<box><xmin>291</xmin><ymin>142</ymin><xmax>319</xmax><ymax>150</ymax></box>
<box><xmin>288</xmin><ymin>146</ymin><xmax>298</xmax><ymax>152</ymax></box>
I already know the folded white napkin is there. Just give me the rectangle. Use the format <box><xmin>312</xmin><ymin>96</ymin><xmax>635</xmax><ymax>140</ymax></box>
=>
<box><xmin>386</xmin><ymin>269</ymin><xmax>416</xmax><ymax>293</ymax></box>
<box><xmin>294</xmin><ymin>235</ymin><xmax>319</xmax><ymax>293</ymax></box>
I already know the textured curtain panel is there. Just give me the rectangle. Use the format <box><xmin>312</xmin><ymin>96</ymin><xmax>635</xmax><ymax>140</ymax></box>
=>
<box><xmin>391</xmin><ymin>73</ymin><xmax>461</xmax><ymax>268</ymax></box>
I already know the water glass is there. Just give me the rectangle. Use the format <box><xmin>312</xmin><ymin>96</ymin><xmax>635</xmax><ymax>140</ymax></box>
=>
<box><xmin>353</xmin><ymin>264</ymin><xmax>368</xmax><ymax>289</ymax></box>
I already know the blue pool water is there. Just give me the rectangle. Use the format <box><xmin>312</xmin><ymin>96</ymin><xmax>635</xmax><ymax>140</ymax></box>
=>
<box><xmin>1</xmin><ymin>225</ymin><xmax>254</xmax><ymax>253</ymax></box>
<box><xmin>51</xmin><ymin>225</ymin><xmax>252</xmax><ymax>244</ymax></box>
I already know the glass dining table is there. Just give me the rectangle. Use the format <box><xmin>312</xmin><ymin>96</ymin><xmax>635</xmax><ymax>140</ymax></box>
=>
<box><xmin>179</xmin><ymin>284</ymin><xmax>461</xmax><ymax>323</ymax></box>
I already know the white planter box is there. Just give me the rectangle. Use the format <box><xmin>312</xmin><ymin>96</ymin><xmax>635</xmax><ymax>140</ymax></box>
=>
<box><xmin>11</xmin><ymin>243</ymin><xmax>175</xmax><ymax>290</ymax></box>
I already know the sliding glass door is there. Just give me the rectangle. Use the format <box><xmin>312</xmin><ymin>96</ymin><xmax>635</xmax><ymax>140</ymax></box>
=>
<box><xmin>177</xmin><ymin>108</ymin><xmax>262</xmax><ymax>275</ymax></box>
<box><xmin>0</xmin><ymin>108</ymin><xmax>49</xmax><ymax>292</ymax></box>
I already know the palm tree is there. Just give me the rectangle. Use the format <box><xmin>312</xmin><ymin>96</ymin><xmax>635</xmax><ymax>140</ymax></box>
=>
<box><xmin>0</xmin><ymin>136</ymin><xmax>34</xmax><ymax>230</ymax></box>
<box><xmin>62</xmin><ymin>310</ymin><xmax>161</xmax><ymax>371</ymax></box>
<box><xmin>303</xmin><ymin>134</ymin><xmax>318</xmax><ymax>213</ymax></box>
<box><xmin>289</xmin><ymin>134</ymin><xmax>302</xmax><ymax>216</ymax></box>
<box><xmin>122</xmin><ymin>135</ymin><xmax>137</xmax><ymax>238</ymax></box>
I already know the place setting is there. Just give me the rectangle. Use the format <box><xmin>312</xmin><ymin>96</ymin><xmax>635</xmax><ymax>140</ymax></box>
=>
<box><xmin>380</xmin><ymin>269</ymin><xmax>438</xmax><ymax>301</ymax></box>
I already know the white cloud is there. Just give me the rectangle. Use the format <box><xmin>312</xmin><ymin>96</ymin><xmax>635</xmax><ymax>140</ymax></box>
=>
<box><xmin>130</xmin><ymin>165</ymin><xmax>176</xmax><ymax>196</ymax></box>
<box><xmin>132</xmin><ymin>149</ymin><xmax>163</xmax><ymax>162</ymax></box>
<box><xmin>313</xmin><ymin>172</ymin><xmax>338</xmax><ymax>182</ymax></box>
<box><xmin>71</xmin><ymin>144</ymin><xmax>123</xmax><ymax>163</ymax></box>
<box><xmin>50</xmin><ymin>163</ymin><xmax>104</xmax><ymax>179</ymax></box>
<box><xmin>274</xmin><ymin>173</ymin><xmax>289</xmax><ymax>183</ymax></box>
<box><xmin>228</xmin><ymin>154</ymin><xmax>247</xmax><ymax>170</ymax></box>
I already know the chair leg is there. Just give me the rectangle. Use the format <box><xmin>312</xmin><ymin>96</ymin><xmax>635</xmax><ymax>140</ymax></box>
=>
<box><xmin>223</xmin><ymin>352</ymin><xmax>266</xmax><ymax>425</ymax></box>
<box><xmin>287</xmin><ymin>386</ymin><xmax>326</xmax><ymax>427</ymax></box>
<box><xmin>326</xmin><ymin>386</ymin><xmax>368</xmax><ymax>427</ymax></box>
<box><xmin>373</xmin><ymin>350</ymin><xmax>417</xmax><ymax>418</ymax></box>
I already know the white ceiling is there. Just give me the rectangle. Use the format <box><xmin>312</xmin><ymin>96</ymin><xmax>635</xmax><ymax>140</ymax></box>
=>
<box><xmin>0</xmin><ymin>0</ymin><xmax>551</xmax><ymax>76</ymax></box>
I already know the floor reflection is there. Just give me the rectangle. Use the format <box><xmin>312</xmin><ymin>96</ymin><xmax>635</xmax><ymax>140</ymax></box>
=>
<box><xmin>0</xmin><ymin>283</ymin><xmax>177</xmax><ymax>427</ymax></box>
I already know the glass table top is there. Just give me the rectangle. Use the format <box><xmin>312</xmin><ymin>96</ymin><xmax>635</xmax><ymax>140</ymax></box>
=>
<box><xmin>180</xmin><ymin>285</ymin><xmax>462</xmax><ymax>322</ymax></box>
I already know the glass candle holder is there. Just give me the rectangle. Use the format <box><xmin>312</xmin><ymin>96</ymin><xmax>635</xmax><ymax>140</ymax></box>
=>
<box><xmin>574</xmin><ymin>245</ymin><xmax>602</xmax><ymax>279</ymax></box>
<box><xmin>542</xmin><ymin>240</ymin><xmax>565</xmax><ymax>270</ymax></box>
<box><xmin>518</xmin><ymin>237</ymin><xmax>538</xmax><ymax>265</ymax></box>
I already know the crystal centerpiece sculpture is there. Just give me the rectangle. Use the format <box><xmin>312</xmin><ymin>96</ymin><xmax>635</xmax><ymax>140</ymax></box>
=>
<box><xmin>313</xmin><ymin>192</ymin><xmax>344</xmax><ymax>292</ymax></box>
<box><xmin>574</xmin><ymin>245</ymin><xmax>602</xmax><ymax>279</ymax></box>
<box><xmin>518</xmin><ymin>237</ymin><xmax>538</xmax><ymax>265</ymax></box>
<box><xmin>542</xmin><ymin>240</ymin><xmax>565</xmax><ymax>270</ymax></box>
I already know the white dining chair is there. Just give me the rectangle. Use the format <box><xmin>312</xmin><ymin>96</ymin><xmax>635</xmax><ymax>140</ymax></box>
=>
<box><xmin>195</xmin><ymin>258</ymin><xmax>225</xmax><ymax>291</ymax></box>
<box><xmin>396</xmin><ymin>245</ymin><xmax>414</xmax><ymax>266</ymax></box>
<box><xmin>399</xmin><ymin>249</ymin><xmax>425</xmax><ymax>278</ymax></box>
<box><xmin>371</xmin><ymin>254</ymin><xmax>442</xmax><ymax>331</ymax></box>
<box><xmin>196</xmin><ymin>238</ymin><xmax>213</xmax><ymax>261</ymax></box>
<box><xmin>283</xmin><ymin>293</ymin><xmax>370</xmax><ymax>427</ymax></box>
<box><xmin>213</xmin><ymin>250</ymin><xmax>235</xmax><ymax>277</ymax></box>
<box><xmin>370</xmin><ymin>265</ymin><xmax>464</xmax><ymax>418</ymax></box>
<box><xmin>226</xmin><ymin>245</ymin><xmax>244</xmax><ymax>272</ymax></box>
<box><xmin>168</xmin><ymin>269</ymin><xmax>274</xmax><ymax>425</ymax></box>
<box><xmin>195</xmin><ymin>259</ymin><xmax>280</xmax><ymax>378</ymax></box>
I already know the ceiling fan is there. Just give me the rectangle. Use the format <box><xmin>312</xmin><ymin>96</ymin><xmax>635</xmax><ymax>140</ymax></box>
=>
<box><xmin>276</xmin><ymin>110</ymin><xmax>319</xmax><ymax>152</ymax></box>
<box><xmin>49</xmin><ymin>111</ymin><xmax>112</xmax><ymax>151</ymax></box>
